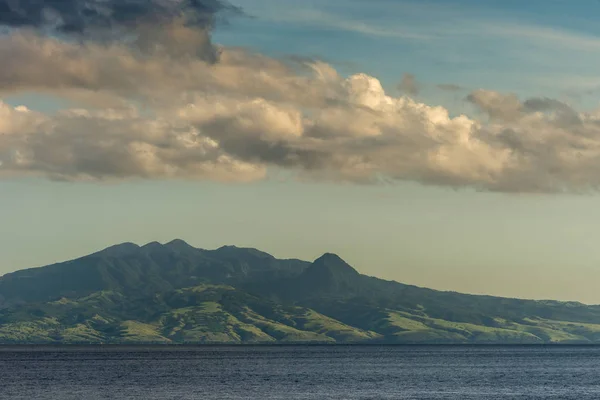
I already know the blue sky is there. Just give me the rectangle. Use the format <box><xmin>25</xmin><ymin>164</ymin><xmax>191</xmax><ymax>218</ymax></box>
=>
<box><xmin>3</xmin><ymin>0</ymin><xmax>600</xmax><ymax>303</ymax></box>
<box><xmin>216</xmin><ymin>0</ymin><xmax>600</xmax><ymax>103</ymax></box>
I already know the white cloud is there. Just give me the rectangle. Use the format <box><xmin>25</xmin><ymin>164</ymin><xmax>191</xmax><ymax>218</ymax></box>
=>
<box><xmin>0</xmin><ymin>100</ymin><xmax>265</xmax><ymax>182</ymax></box>
<box><xmin>3</xmin><ymin>28</ymin><xmax>600</xmax><ymax>192</ymax></box>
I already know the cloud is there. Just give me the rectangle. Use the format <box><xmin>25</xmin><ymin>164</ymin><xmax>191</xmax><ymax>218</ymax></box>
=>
<box><xmin>466</xmin><ymin>90</ymin><xmax>523</xmax><ymax>121</ymax></box>
<box><xmin>2</xmin><ymin>13</ymin><xmax>600</xmax><ymax>193</ymax></box>
<box><xmin>397</xmin><ymin>73</ymin><xmax>419</xmax><ymax>96</ymax></box>
<box><xmin>437</xmin><ymin>83</ymin><xmax>463</xmax><ymax>92</ymax></box>
<box><xmin>0</xmin><ymin>0</ymin><xmax>240</xmax><ymax>62</ymax></box>
<box><xmin>0</xmin><ymin>101</ymin><xmax>264</xmax><ymax>181</ymax></box>
<box><xmin>0</xmin><ymin>0</ymin><xmax>239</xmax><ymax>33</ymax></box>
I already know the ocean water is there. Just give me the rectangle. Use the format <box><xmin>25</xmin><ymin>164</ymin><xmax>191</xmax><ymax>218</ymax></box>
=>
<box><xmin>1</xmin><ymin>345</ymin><xmax>599</xmax><ymax>399</ymax></box>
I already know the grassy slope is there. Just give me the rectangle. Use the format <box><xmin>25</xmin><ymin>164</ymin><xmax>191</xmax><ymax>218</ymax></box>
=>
<box><xmin>3</xmin><ymin>284</ymin><xmax>600</xmax><ymax>344</ymax></box>
<box><xmin>364</xmin><ymin>310</ymin><xmax>600</xmax><ymax>343</ymax></box>
<box><xmin>0</xmin><ymin>285</ymin><xmax>374</xmax><ymax>344</ymax></box>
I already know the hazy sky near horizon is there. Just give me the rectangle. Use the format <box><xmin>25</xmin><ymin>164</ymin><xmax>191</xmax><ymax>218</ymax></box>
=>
<box><xmin>3</xmin><ymin>0</ymin><xmax>600</xmax><ymax>303</ymax></box>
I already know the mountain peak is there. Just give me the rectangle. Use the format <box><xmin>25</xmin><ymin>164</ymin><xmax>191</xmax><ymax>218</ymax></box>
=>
<box><xmin>291</xmin><ymin>253</ymin><xmax>360</xmax><ymax>295</ymax></box>
<box><xmin>315</xmin><ymin>252</ymin><xmax>345</xmax><ymax>263</ymax></box>
<box><xmin>164</xmin><ymin>239</ymin><xmax>201</xmax><ymax>254</ymax></box>
<box><xmin>218</xmin><ymin>245</ymin><xmax>239</xmax><ymax>250</ymax></box>
<box><xmin>213</xmin><ymin>245</ymin><xmax>275</xmax><ymax>259</ymax></box>
<box><xmin>310</xmin><ymin>253</ymin><xmax>359</xmax><ymax>275</ymax></box>
<box><xmin>165</xmin><ymin>239</ymin><xmax>197</xmax><ymax>251</ymax></box>
<box><xmin>96</xmin><ymin>242</ymin><xmax>140</xmax><ymax>257</ymax></box>
<box><xmin>166</xmin><ymin>239</ymin><xmax>191</xmax><ymax>246</ymax></box>
<box><xmin>142</xmin><ymin>241</ymin><xmax>162</xmax><ymax>248</ymax></box>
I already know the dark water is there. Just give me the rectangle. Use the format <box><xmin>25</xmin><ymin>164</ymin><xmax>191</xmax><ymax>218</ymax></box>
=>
<box><xmin>1</xmin><ymin>346</ymin><xmax>600</xmax><ymax>399</ymax></box>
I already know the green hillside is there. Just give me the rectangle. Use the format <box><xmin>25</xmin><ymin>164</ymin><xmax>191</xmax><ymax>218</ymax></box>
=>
<box><xmin>2</xmin><ymin>241</ymin><xmax>600</xmax><ymax>344</ymax></box>
<box><xmin>0</xmin><ymin>284</ymin><xmax>377</xmax><ymax>344</ymax></box>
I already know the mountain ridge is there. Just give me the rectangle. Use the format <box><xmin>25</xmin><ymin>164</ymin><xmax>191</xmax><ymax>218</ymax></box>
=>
<box><xmin>2</xmin><ymin>240</ymin><xmax>600</xmax><ymax>344</ymax></box>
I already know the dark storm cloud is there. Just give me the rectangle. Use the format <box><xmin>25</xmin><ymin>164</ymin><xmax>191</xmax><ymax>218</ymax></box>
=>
<box><xmin>0</xmin><ymin>0</ymin><xmax>239</xmax><ymax>33</ymax></box>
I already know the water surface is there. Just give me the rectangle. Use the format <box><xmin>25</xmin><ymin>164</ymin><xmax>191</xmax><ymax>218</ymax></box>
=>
<box><xmin>1</xmin><ymin>345</ymin><xmax>599</xmax><ymax>399</ymax></box>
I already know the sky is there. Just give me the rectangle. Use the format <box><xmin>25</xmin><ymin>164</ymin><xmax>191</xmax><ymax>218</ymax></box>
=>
<box><xmin>3</xmin><ymin>0</ymin><xmax>600</xmax><ymax>303</ymax></box>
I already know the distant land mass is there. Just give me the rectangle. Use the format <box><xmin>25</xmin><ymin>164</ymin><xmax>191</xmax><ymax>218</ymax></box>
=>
<box><xmin>2</xmin><ymin>240</ymin><xmax>600</xmax><ymax>344</ymax></box>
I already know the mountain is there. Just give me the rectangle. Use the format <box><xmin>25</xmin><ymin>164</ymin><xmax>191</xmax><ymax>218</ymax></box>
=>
<box><xmin>2</xmin><ymin>240</ymin><xmax>600</xmax><ymax>344</ymax></box>
<box><xmin>0</xmin><ymin>241</ymin><xmax>309</xmax><ymax>305</ymax></box>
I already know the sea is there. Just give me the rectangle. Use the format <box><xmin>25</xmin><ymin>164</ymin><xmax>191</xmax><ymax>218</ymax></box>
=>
<box><xmin>1</xmin><ymin>345</ymin><xmax>599</xmax><ymax>399</ymax></box>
